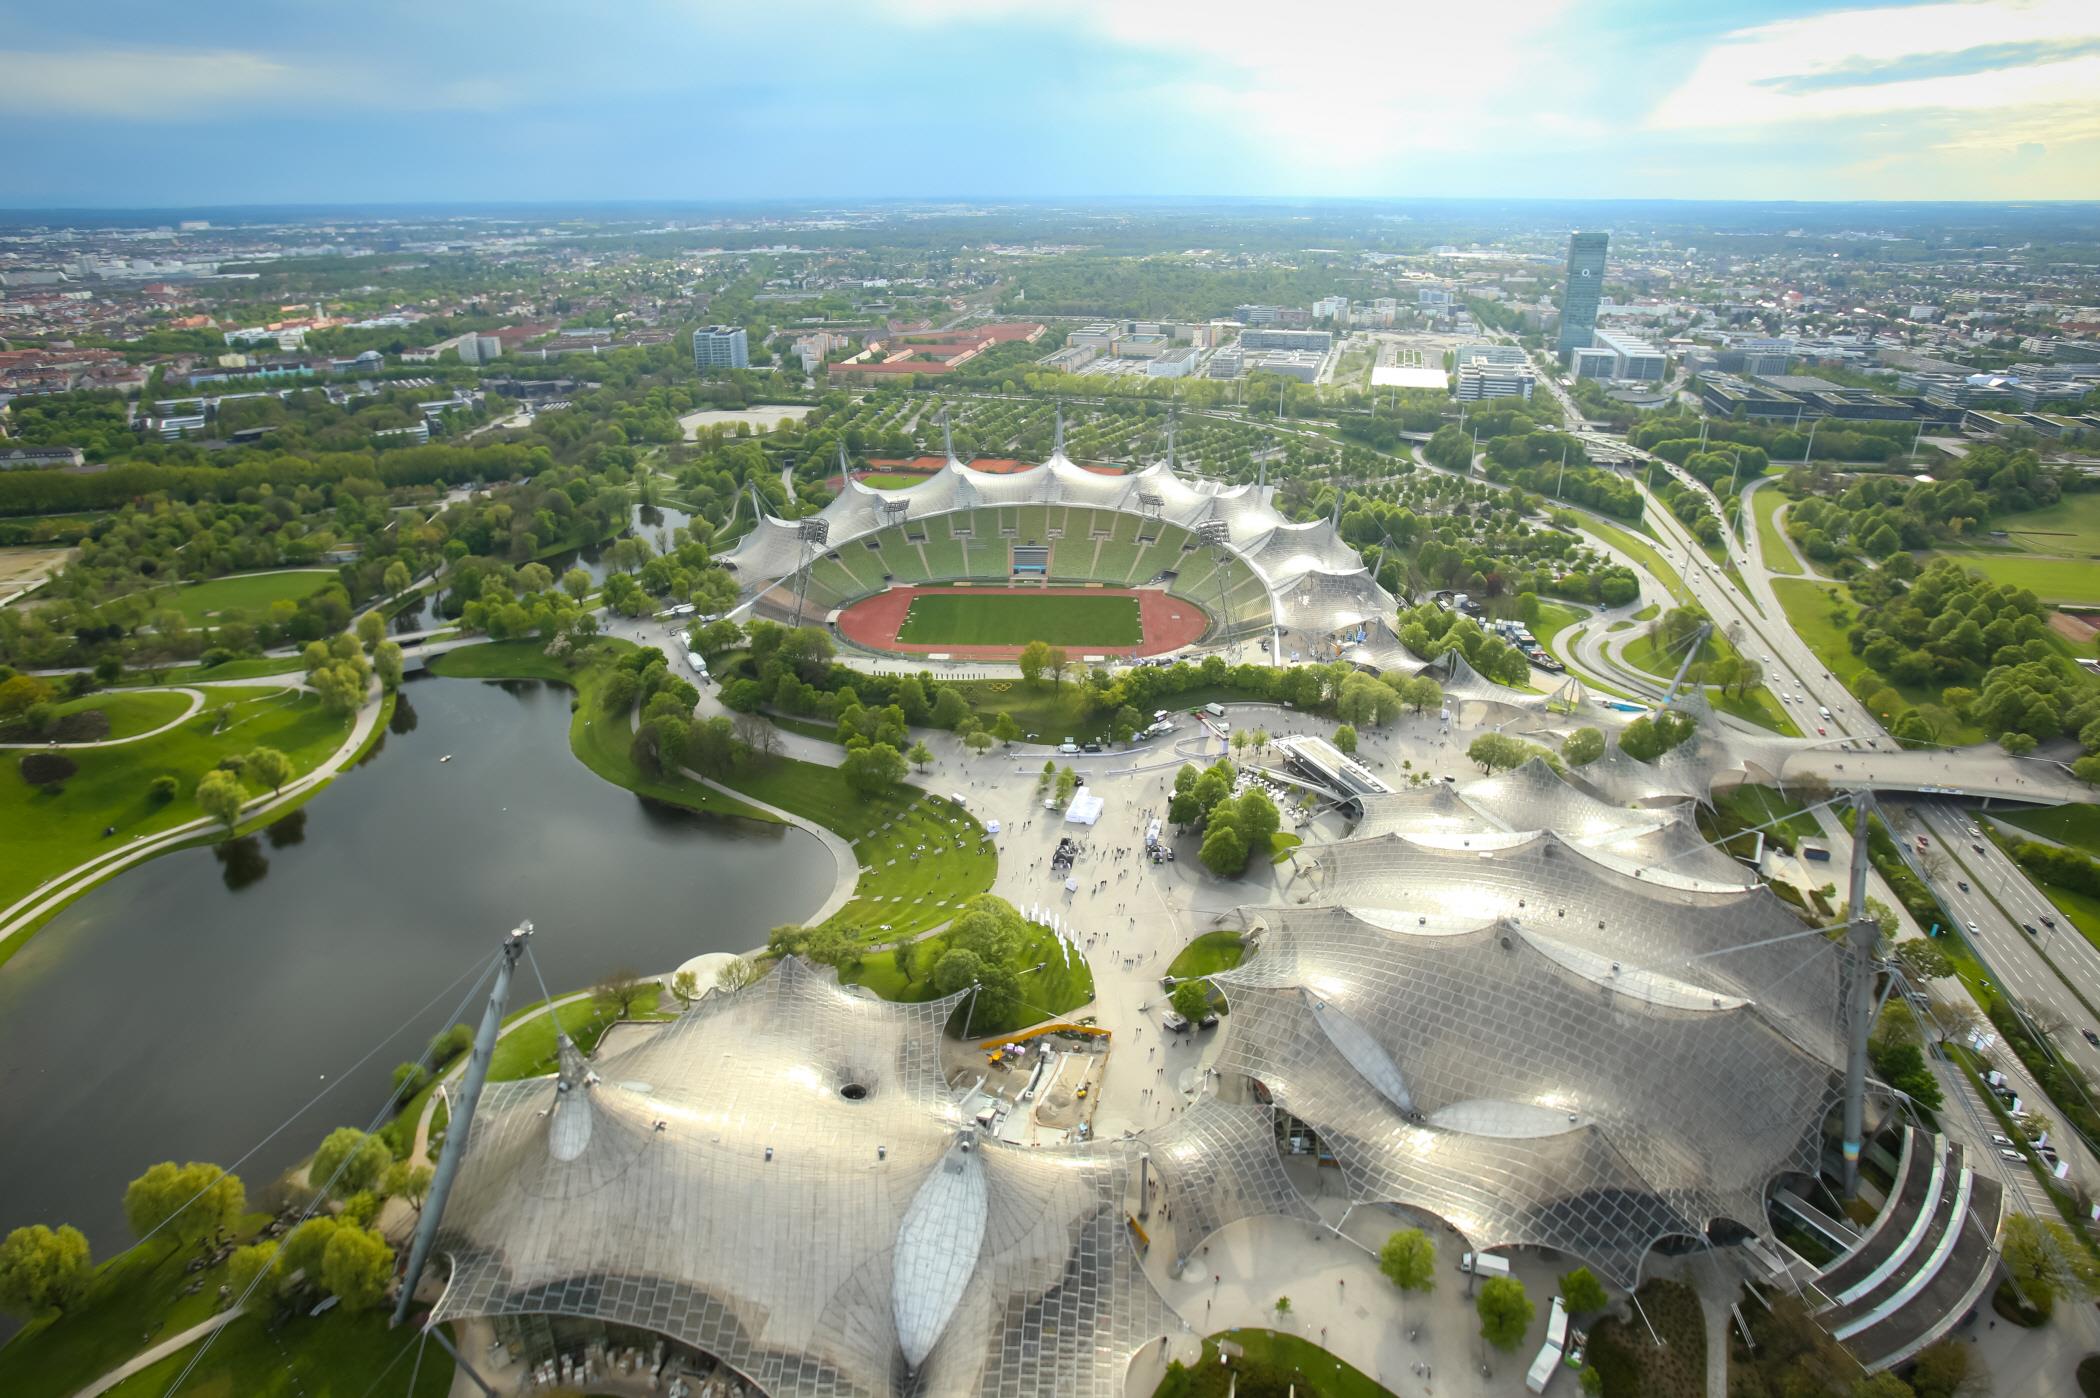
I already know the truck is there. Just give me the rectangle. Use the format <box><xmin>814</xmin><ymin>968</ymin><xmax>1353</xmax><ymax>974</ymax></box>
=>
<box><xmin>1204</xmin><ymin>702</ymin><xmax>1227</xmax><ymax>719</ymax></box>
<box><xmin>1457</xmin><ymin>1251</ymin><xmax>1511</xmax><ymax>1279</ymax></box>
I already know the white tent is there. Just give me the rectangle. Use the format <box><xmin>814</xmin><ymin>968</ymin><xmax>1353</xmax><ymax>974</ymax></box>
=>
<box><xmin>1065</xmin><ymin>791</ymin><xmax>1105</xmax><ymax>826</ymax></box>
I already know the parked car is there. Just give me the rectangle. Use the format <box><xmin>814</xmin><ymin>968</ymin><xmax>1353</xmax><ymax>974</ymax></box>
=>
<box><xmin>1160</xmin><ymin>1010</ymin><xmax>1191</xmax><ymax>1033</ymax></box>
<box><xmin>2084</xmin><ymin>1029</ymin><xmax>2100</xmax><ymax>1049</ymax></box>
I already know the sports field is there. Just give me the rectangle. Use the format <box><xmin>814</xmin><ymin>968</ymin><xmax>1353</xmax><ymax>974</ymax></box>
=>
<box><xmin>896</xmin><ymin>592</ymin><xmax>1143</xmax><ymax>646</ymax></box>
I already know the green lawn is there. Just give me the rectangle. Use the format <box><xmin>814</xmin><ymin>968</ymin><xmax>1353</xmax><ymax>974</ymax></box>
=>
<box><xmin>0</xmin><ymin>687</ymin><xmax>352</xmax><ymax>915</ymax></box>
<box><xmin>0</xmin><ymin>1225</ymin><xmax>261</xmax><ymax>1396</ymax></box>
<box><xmin>1926</xmin><ymin>552</ymin><xmax>2100</xmax><ymax>605</ymax></box>
<box><xmin>1752</xmin><ymin>487</ymin><xmax>1803</xmax><ymax>575</ymax></box>
<box><xmin>841</xmin><ymin>922</ymin><xmax>1094</xmax><ymax>1035</ymax></box>
<box><xmin>1580</xmin><ymin>515</ymin><xmax>1691</xmax><ymax>605</ymax></box>
<box><xmin>1709</xmin><ymin>684</ymin><xmax>1802</xmax><ymax>736</ymax></box>
<box><xmin>1527</xmin><ymin>600</ymin><xmax>1585</xmax><ymax>653</ymax></box>
<box><xmin>857</xmin><ymin>473</ymin><xmax>931</xmax><ymax>490</ymax></box>
<box><xmin>1996</xmin><ymin>805</ymin><xmax>2100</xmax><ymax>859</ymax></box>
<box><xmin>1986</xmin><ymin>492</ymin><xmax>2100</xmax><ymax>552</ymax></box>
<box><xmin>896</xmin><ymin>592</ymin><xmax>1143</xmax><ymax>647</ymax></box>
<box><xmin>489</xmin><ymin>984</ymin><xmax>668</xmax><ymax>1082</ymax></box>
<box><xmin>47</xmin><ymin>688</ymin><xmax>193</xmax><ymax>740</ymax></box>
<box><xmin>720</xmin><ymin>755</ymin><xmax>997</xmax><ymax>941</ymax></box>
<box><xmin>1164</xmin><ymin>1329</ymin><xmax>1395</xmax><ymax>1398</ymax></box>
<box><xmin>429</xmin><ymin>640</ymin><xmax>776</xmax><ymax>824</ymax></box>
<box><xmin>100</xmin><ymin>1307</ymin><xmax>453</xmax><ymax>1398</ymax></box>
<box><xmin>1622</xmin><ymin>624</ymin><xmax>1740</xmax><ymax>680</ymax></box>
<box><xmin>1167</xmin><ymin>929</ymin><xmax>1246</xmax><ymax>979</ymax></box>
<box><xmin>146</xmin><ymin>569</ymin><xmax>337</xmax><ymax>623</ymax></box>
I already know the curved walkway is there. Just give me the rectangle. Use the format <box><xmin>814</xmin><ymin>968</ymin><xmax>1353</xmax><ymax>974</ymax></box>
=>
<box><xmin>0</xmin><ymin>687</ymin><xmax>204</xmax><ymax>749</ymax></box>
<box><xmin>0</xmin><ymin>684</ymin><xmax>389</xmax><ymax>953</ymax></box>
<box><xmin>70</xmin><ymin>1306</ymin><xmax>246</xmax><ymax>1398</ymax></box>
<box><xmin>409</xmin><ymin>990</ymin><xmax>596</xmax><ymax>1164</ymax></box>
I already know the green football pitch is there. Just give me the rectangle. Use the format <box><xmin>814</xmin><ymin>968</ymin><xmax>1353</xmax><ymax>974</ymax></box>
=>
<box><xmin>894</xmin><ymin>592</ymin><xmax>1143</xmax><ymax>646</ymax></box>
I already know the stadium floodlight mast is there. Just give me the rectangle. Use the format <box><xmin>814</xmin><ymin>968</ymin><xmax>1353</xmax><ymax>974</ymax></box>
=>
<box><xmin>791</xmin><ymin>517</ymin><xmax>831</xmax><ymax>629</ymax></box>
<box><xmin>1195</xmin><ymin>518</ymin><xmax>1239</xmax><ymax>661</ymax></box>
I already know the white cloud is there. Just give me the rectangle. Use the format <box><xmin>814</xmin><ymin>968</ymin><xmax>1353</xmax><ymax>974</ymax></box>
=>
<box><xmin>1647</xmin><ymin>0</ymin><xmax>2100</xmax><ymax>130</ymax></box>
<box><xmin>865</xmin><ymin>0</ymin><xmax>1574</xmax><ymax>178</ymax></box>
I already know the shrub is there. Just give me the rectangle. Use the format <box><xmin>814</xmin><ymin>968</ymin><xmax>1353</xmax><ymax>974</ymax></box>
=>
<box><xmin>18</xmin><ymin>752</ymin><xmax>78</xmax><ymax>787</ymax></box>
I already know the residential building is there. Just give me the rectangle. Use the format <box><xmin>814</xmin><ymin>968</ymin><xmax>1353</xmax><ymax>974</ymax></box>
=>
<box><xmin>1555</xmin><ymin>231</ymin><xmax>1609</xmax><ymax>359</ymax></box>
<box><xmin>0</xmin><ymin>444</ymin><xmax>86</xmax><ymax>469</ymax></box>
<box><xmin>1041</xmin><ymin>344</ymin><xmax>1098</xmax><ymax>373</ymax></box>
<box><xmin>1455</xmin><ymin>363</ymin><xmax>1536</xmax><ymax>401</ymax></box>
<box><xmin>691</xmin><ymin>325</ymin><xmax>749</xmax><ymax>370</ymax></box>
<box><xmin>1417</xmin><ymin>288</ymin><xmax>1453</xmax><ymax>307</ymax></box>
<box><xmin>1312</xmin><ymin>295</ymin><xmax>1350</xmax><ymax>324</ymax></box>
<box><xmin>458</xmin><ymin>332</ymin><xmax>505</xmax><ymax>365</ymax></box>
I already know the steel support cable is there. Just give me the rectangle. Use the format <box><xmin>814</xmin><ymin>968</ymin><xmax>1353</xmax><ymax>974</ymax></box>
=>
<box><xmin>164</xmin><ymin>947</ymin><xmax>507</xmax><ymax>1395</ymax></box>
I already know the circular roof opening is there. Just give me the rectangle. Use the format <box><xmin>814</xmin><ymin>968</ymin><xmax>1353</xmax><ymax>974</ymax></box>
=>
<box><xmin>839</xmin><ymin>1082</ymin><xmax>870</xmax><ymax>1102</ymax></box>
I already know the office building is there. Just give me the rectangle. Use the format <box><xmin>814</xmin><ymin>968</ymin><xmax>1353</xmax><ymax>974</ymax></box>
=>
<box><xmin>1555</xmin><ymin>231</ymin><xmax>1609</xmax><ymax>360</ymax></box>
<box><xmin>1455</xmin><ymin>362</ymin><xmax>1536</xmax><ymax>401</ymax></box>
<box><xmin>1246</xmin><ymin>350</ymin><xmax>1323</xmax><ymax>382</ymax></box>
<box><xmin>1206</xmin><ymin>345</ymin><xmax>1244</xmax><ymax>379</ymax></box>
<box><xmin>456</xmin><ymin>333</ymin><xmax>504</xmax><ymax>365</ymax></box>
<box><xmin>1147</xmin><ymin>346</ymin><xmax>1202</xmax><ymax>379</ymax></box>
<box><xmin>691</xmin><ymin>325</ymin><xmax>749</xmax><ymax>370</ymax></box>
<box><xmin>1591</xmin><ymin>329</ymin><xmax>1666</xmax><ymax>382</ymax></box>
<box><xmin>1240</xmin><ymin>328</ymin><xmax>1331</xmax><ymax>353</ymax></box>
<box><xmin>1312</xmin><ymin>296</ymin><xmax>1350</xmax><ymax>324</ymax></box>
<box><xmin>1233</xmin><ymin>304</ymin><xmax>1283</xmax><ymax>325</ymax></box>
<box><xmin>1569</xmin><ymin>347</ymin><xmax>1617</xmax><ymax>381</ymax></box>
<box><xmin>1453</xmin><ymin>343</ymin><xmax>1527</xmax><ymax>369</ymax></box>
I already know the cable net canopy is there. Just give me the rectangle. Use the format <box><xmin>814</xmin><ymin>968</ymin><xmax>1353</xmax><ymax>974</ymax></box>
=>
<box><xmin>430</xmin><ymin>959</ymin><xmax>1168</xmax><ymax>1397</ymax></box>
<box><xmin>1214</xmin><ymin>901</ymin><xmax>1841</xmax><ymax>1286</ymax></box>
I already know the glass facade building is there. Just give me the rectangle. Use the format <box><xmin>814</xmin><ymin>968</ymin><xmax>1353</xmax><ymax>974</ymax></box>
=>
<box><xmin>1556</xmin><ymin>231</ymin><xmax>1609</xmax><ymax>359</ymax></box>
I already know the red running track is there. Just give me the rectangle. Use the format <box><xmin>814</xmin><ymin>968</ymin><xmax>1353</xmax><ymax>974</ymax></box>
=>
<box><xmin>834</xmin><ymin>585</ymin><xmax>1208</xmax><ymax>661</ymax></box>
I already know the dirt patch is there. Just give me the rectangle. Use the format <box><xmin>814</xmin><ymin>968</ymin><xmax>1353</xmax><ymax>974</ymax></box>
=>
<box><xmin>0</xmin><ymin>544</ymin><xmax>73</xmax><ymax>590</ymax></box>
<box><xmin>2049</xmin><ymin>609</ymin><xmax>2099</xmax><ymax>645</ymax></box>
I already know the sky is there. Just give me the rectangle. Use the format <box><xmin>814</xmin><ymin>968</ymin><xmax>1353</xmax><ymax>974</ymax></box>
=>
<box><xmin>1</xmin><ymin>0</ymin><xmax>2096</xmax><ymax>208</ymax></box>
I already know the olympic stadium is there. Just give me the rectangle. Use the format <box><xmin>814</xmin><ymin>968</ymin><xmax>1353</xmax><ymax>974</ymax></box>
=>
<box><xmin>718</xmin><ymin>425</ymin><xmax>1396</xmax><ymax>663</ymax></box>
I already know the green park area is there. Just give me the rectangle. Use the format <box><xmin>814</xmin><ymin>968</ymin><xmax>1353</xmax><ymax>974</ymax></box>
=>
<box><xmin>1167</xmin><ymin>929</ymin><xmax>1246</xmax><ymax>980</ymax></box>
<box><xmin>112</xmin><ymin>655</ymin><xmax>307</xmax><ymax>688</ymax></box>
<box><xmin>1751</xmin><ymin>487</ymin><xmax>1802</xmax><ymax>575</ymax></box>
<box><xmin>489</xmin><ymin>984</ymin><xmax>670</xmax><ymax>1082</ymax></box>
<box><xmin>727</xmin><ymin>755</ymin><xmax>996</xmax><ymax>941</ymax></box>
<box><xmin>1579</xmin><ymin>515</ymin><xmax>1690</xmax><ymax>605</ymax></box>
<box><xmin>1160</xmin><ymin>1329</ymin><xmax>1391</xmax><ymax>1398</ymax></box>
<box><xmin>1997</xmin><ymin>805</ymin><xmax>2100</xmax><ymax>859</ymax></box>
<box><xmin>0</xmin><ymin>1211</ymin><xmax>451</xmax><ymax>1398</ymax></box>
<box><xmin>895</xmin><ymin>591</ymin><xmax>1144</xmax><ymax>647</ymax></box>
<box><xmin>145</xmin><ymin>569</ymin><xmax>338</xmax><ymax>624</ymax></box>
<box><xmin>1769</xmin><ymin>577</ymin><xmax>1988</xmax><ymax>741</ymax></box>
<box><xmin>48</xmin><ymin>687</ymin><xmax>193</xmax><ymax>739</ymax></box>
<box><xmin>1933</xmin><ymin>493</ymin><xmax>2100</xmax><ymax>603</ymax></box>
<box><xmin>842</xmin><ymin>921</ymin><xmax>1094</xmax><ymax>1036</ymax></box>
<box><xmin>0</xmin><ymin>686</ymin><xmax>353</xmax><ymax>923</ymax></box>
<box><xmin>947</xmin><ymin>677</ymin><xmax>1272</xmax><ymax>744</ymax></box>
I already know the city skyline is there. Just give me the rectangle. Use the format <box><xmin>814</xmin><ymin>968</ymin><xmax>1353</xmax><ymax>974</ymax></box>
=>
<box><xmin>2</xmin><ymin>0</ymin><xmax>2097</xmax><ymax>207</ymax></box>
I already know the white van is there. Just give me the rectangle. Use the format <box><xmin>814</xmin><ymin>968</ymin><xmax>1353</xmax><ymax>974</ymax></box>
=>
<box><xmin>1458</xmin><ymin>1251</ymin><xmax>1512</xmax><ymax>1279</ymax></box>
<box><xmin>1205</xmin><ymin>702</ymin><xmax>1227</xmax><ymax>719</ymax></box>
<box><xmin>949</xmin><ymin>793</ymin><xmax>968</xmax><ymax>808</ymax></box>
<box><xmin>1817</xmin><ymin>705</ymin><xmax>1832</xmax><ymax>720</ymax></box>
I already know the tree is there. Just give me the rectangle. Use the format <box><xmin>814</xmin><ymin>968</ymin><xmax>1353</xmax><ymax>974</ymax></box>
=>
<box><xmin>1046</xmin><ymin>646</ymin><xmax>1070</xmax><ymax>692</ymax></box>
<box><xmin>1892</xmin><ymin>939</ymin><xmax>1954</xmax><ymax>982</ymax></box>
<box><xmin>843</xmin><ymin>742</ymin><xmax>907</xmax><ymax>795</ymax></box>
<box><xmin>1170</xmin><ymin>980</ymin><xmax>1210</xmax><ymax>1022</ymax></box>
<box><xmin>311</xmin><ymin>661</ymin><xmax>367</xmax><ymax>715</ymax></box>
<box><xmin>381</xmin><ymin>1161</ymin><xmax>433</xmax><ymax>1212</ymax></box>
<box><xmin>278</xmin><ymin>1217</ymin><xmax>340</xmax><ymax>1291</ymax></box>
<box><xmin>355</xmin><ymin>611</ymin><xmax>386</xmax><ymax>652</ymax></box>
<box><xmin>907</xmin><ymin>740</ymin><xmax>934</xmax><ymax>773</ymax></box>
<box><xmin>1852</xmin><ymin>1376</ymin><xmax>1913</xmax><ymax>1398</ymax></box>
<box><xmin>310</xmin><ymin>1127</ymin><xmax>390</xmax><ymax>1194</ymax></box>
<box><xmin>373</xmin><ymin>640</ymin><xmax>405</xmax><ymax>690</ymax></box>
<box><xmin>1018</xmin><ymin>640</ymin><xmax>1052</xmax><ymax>686</ymax></box>
<box><xmin>1559</xmin><ymin>1267</ymin><xmax>1608</xmax><ymax>1316</ymax></box>
<box><xmin>319</xmin><ymin>1224</ymin><xmax>394</xmax><ymax>1312</ymax></box>
<box><xmin>596</xmin><ymin>967</ymin><xmax>648</xmax><ymax>1018</ymax></box>
<box><xmin>964</xmin><ymin>729</ymin><xmax>995</xmax><ymax>756</ymax></box>
<box><xmin>149</xmin><ymin>773</ymin><xmax>179</xmax><ymax>804</ymax></box>
<box><xmin>123</xmin><ymin>1161</ymin><xmax>244</xmax><ymax>1250</ymax></box>
<box><xmin>226</xmin><ymin>1241</ymin><xmax>277</xmax><ymax>1298</ymax></box>
<box><xmin>1906</xmin><ymin>1339</ymin><xmax>1977</xmax><ymax>1398</ymax></box>
<box><xmin>1563</xmin><ymin>727</ymin><xmax>1605</xmax><ymax>766</ymax></box>
<box><xmin>1476</xmin><ymin>1275</ymin><xmax>1534</xmax><ymax>1354</ymax></box>
<box><xmin>1377</xmin><ymin>1228</ymin><xmax>1436</xmax><ymax>1328</ymax></box>
<box><xmin>1333</xmin><ymin>723</ymin><xmax>1358</xmax><ymax>755</ymax></box>
<box><xmin>195</xmin><ymin>768</ymin><xmax>245</xmax><ymax>830</ymax></box>
<box><xmin>382</xmin><ymin>560</ymin><xmax>413</xmax><ymax>597</ymax></box>
<box><xmin>717</xmin><ymin>957</ymin><xmax>758</xmax><ymax>992</ymax></box>
<box><xmin>561</xmin><ymin>567</ymin><xmax>592</xmax><ymax>602</ymax></box>
<box><xmin>1467</xmin><ymin>733</ymin><xmax>1528</xmax><ymax>774</ymax></box>
<box><xmin>245</xmin><ymin>746</ymin><xmax>293</xmax><ymax>796</ymax></box>
<box><xmin>1054</xmin><ymin>766</ymin><xmax>1080</xmax><ymax>806</ymax></box>
<box><xmin>1273</xmin><ymin>1295</ymin><xmax>1292</xmax><ymax>1320</ymax></box>
<box><xmin>992</xmin><ymin>711</ymin><xmax>1021</xmax><ymax>748</ymax></box>
<box><xmin>0</xmin><ymin>1225</ymin><xmax>92</xmax><ymax>1318</ymax></box>
<box><xmin>2000</xmin><ymin>1212</ymin><xmax>2100</xmax><ymax>1318</ymax></box>
<box><xmin>670</xmin><ymin>969</ymin><xmax>700</xmax><ymax>1008</ymax></box>
<box><xmin>1198</xmin><ymin>822</ymin><xmax>1248</xmax><ymax>878</ymax></box>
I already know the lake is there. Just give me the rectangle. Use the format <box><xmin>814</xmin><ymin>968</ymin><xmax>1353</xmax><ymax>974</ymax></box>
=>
<box><xmin>0</xmin><ymin>673</ymin><xmax>827</xmax><ymax>1257</ymax></box>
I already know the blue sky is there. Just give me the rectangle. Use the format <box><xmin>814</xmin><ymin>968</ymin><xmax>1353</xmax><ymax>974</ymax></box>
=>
<box><xmin>1</xmin><ymin>0</ymin><xmax>2095</xmax><ymax>207</ymax></box>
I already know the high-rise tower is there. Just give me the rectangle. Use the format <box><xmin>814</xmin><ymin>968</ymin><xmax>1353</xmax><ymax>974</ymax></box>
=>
<box><xmin>1556</xmin><ymin>231</ymin><xmax>1608</xmax><ymax>360</ymax></box>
